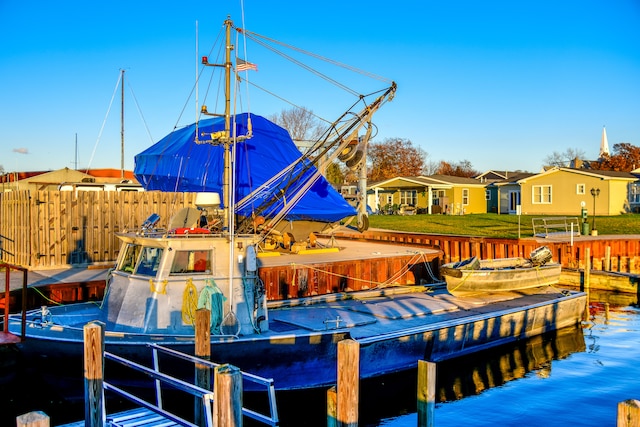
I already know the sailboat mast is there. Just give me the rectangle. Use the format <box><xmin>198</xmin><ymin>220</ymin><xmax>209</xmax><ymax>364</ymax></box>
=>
<box><xmin>223</xmin><ymin>18</ymin><xmax>233</xmax><ymax>232</ymax></box>
<box><xmin>120</xmin><ymin>69</ymin><xmax>125</xmax><ymax>179</ymax></box>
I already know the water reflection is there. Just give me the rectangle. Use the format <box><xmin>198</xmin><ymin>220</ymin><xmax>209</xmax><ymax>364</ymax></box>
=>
<box><xmin>272</xmin><ymin>324</ymin><xmax>587</xmax><ymax>426</ymax></box>
<box><xmin>435</xmin><ymin>325</ymin><xmax>585</xmax><ymax>403</ymax></box>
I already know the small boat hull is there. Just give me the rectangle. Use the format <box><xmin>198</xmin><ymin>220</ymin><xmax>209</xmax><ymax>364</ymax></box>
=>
<box><xmin>441</xmin><ymin>257</ymin><xmax>562</xmax><ymax>295</ymax></box>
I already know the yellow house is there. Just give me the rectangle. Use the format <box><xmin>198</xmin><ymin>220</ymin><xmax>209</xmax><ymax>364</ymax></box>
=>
<box><xmin>368</xmin><ymin>175</ymin><xmax>487</xmax><ymax>214</ymax></box>
<box><xmin>516</xmin><ymin>168</ymin><xmax>638</xmax><ymax>216</ymax></box>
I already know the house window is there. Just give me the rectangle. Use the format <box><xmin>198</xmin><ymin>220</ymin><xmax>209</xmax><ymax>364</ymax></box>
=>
<box><xmin>576</xmin><ymin>184</ymin><xmax>585</xmax><ymax>195</ymax></box>
<box><xmin>432</xmin><ymin>190</ymin><xmax>445</xmax><ymax>205</ymax></box>
<box><xmin>532</xmin><ymin>185</ymin><xmax>552</xmax><ymax>204</ymax></box>
<box><xmin>485</xmin><ymin>190</ymin><xmax>491</xmax><ymax>201</ymax></box>
<box><xmin>462</xmin><ymin>188</ymin><xmax>469</xmax><ymax>205</ymax></box>
<box><xmin>630</xmin><ymin>183</ymin><xmax>640</xmax><ymax>204</ymax></box>
<box><xmin>400</xmin><ymin>190</ymin><xmax>417</xmax><ymax>206</ymax></box>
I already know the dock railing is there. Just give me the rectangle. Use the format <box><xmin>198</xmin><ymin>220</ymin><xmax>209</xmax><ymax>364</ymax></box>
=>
<box><xmin>0</xmin><ymin>261</ymin><xmax>27</xmax><ymax>344</ymax></box>
<box><xmin>83</xmin><ymin>322</ymin><xmax>279</xmax><ymax>427</ymax></box>
<box><xmin>532</xmin><ymin>217</ymin><xmax>581</xmax><ymax>237</ymax></box>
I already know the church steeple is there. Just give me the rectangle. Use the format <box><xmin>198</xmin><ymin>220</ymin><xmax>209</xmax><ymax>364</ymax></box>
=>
<box><xmin>599</xmin><ymin>125</ymin><xmax>610</xmax><ymax>158</ymax></box>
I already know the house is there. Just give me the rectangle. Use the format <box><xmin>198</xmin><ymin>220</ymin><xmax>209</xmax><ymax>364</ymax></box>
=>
<box><xmin>514</xmin><ymin>168</ymin><xmax>638</xmax><ymax>216</ymax></box>
<box><xmin>485</xmin><ymin>172</ymin><xmax>536</xmax><ymax>214</ymax></box>
<box><xmin>1</xmin><ymin>168</ymin><xmax>140</xmax><ymax>193</ymax></box>
<box><xmin>474</xmin><ymin>170</ymin><xmax>532</xmax><ymax>184</ymax></box>
<box><xmin>367</xmin><ymin>175</ymin><xmax>486</xmax><ymax>215</ymax></box>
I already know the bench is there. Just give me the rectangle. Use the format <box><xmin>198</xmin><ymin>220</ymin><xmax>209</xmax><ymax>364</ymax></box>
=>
<box><xmin>532</xmin><ymin>217</ymin><xmax>581</xmax><ymax>237</ymax></box>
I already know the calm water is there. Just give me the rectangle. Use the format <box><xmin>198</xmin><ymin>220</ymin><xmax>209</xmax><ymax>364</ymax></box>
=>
<box><xmin>376</xmin><ymin>290</ymin><xmax>640</xmax><ymax>427</ymax></box>
<box><xmin>1</xmin><ymin>289</ymin><xmax>638</xmax><ymax>426</ymax></box>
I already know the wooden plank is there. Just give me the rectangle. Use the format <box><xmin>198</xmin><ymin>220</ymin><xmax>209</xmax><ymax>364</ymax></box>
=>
<box><xmin>617</xmin><ymin>399</ymin><xmax>640</xmax><ymax>427</ymax></box>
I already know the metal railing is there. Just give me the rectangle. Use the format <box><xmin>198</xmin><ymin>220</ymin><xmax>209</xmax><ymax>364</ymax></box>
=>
<box><xmin>0</xmin><ymin>262</ymin><xmax>27</xmax><ymax>342</ymax></box>
<box><xmin>102</xmin><ymin>343</ymin><xmax>279</xmax><ymax>426</ymax></box>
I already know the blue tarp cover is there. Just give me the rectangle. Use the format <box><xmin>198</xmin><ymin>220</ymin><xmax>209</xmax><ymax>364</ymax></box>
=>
<box><xmin>134</xmin><ymin>113</ymin><xmax>355</xmax><ymax>223</ymax></box>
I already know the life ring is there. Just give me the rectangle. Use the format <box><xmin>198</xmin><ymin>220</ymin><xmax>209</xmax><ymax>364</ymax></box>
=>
<box><xmin>172</xmin><ymin>227</ymin><xmax>211</xmax><ymax>235</ymax></box>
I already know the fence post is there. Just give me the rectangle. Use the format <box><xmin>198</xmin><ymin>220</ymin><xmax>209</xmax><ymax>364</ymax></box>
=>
<box><xmin>83</xmin><ymin>321</ymin><xmax>105</xmax><ymax>427</ymax></box>
<box><xmin>617</xmin><ymin>399</ymin><xmax>640</xmax><ymax>427</ymax></box>
<box><xmin>214</xmin><ymin>364</ymin><xmax>243</xmax><ymax>427</ymax></box>
<box><xmin>417</xmin><ymin>360</ymin><xmax>436</xmax><ymax>427</ymax></box>
<box><xmin>16</xmin><ymin>411</ymin><xmax>49</xmax><ymax>427</ymax></box>
<box><xmin>337</xmin><ymin>339</ymin><xmax>359</xmax><ymax>427</ymax></box>
<box><xmin>195</xmin><ymin>308</ymin><xmax>212</xmax><ymax>427</ymax></box>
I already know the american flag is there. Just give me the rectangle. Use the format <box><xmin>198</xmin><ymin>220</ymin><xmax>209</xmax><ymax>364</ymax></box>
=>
<box><xmin>236</xmin><ymin>58</ymin><xmax>258</xmax><ymax>72</ymax></box>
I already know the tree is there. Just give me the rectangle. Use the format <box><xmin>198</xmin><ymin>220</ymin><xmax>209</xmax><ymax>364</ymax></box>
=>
<box><xmin>367</xmin><ymin>138</ymin><xmax>426</xmax><ymax>181</ymax></box>
<box><xmin>544</xmin><ymin>148</ymin><xmax>586</xmax><ymax>168</ymax></box>
<box><xmin>434</xmin><ymin>160</ymin><xmax>478</xmax><ymax>177</ymax></box>
<box><xmin>324</xmin><ymin>161</ymin><xmax>345</xmax><ymax>186</ymax></box>
<box><xmin>590</xmin><ymin>143</ymin><xmax>640</xmax><ymax>171</ymax></box>
<box><xmin>269</xmin><ymin>107</ymin><xmax>326</xmax><ymax>148</ymax></box>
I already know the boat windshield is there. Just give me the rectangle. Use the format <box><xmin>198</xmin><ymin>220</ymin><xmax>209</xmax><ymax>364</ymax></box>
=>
<box><xmin>136</xmin><ymin>247</ymin><xmax>164</xmax><ymax>277</ymax></box>
<box><xmin>118</xmin><ymin>243</ymin><xmax>141</xmax><ymax>273</ymax></box>
<box><xmin>170</xmin><ymin>250</ymin><xmax>212</xmax><ymax>274</ymax></box>
<box><xmin>117</xmin><ymin>243</ymin><xmax>163</xmax><ymax>277</ymax></box>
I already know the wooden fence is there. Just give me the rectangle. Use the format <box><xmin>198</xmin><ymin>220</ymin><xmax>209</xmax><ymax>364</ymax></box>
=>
<box><xmin>2</xmin><ymin>190</ymin><xmax>640</xmax><ymax>274</ymax></box>
<box><xmin>340</xmin><ymin>229</ymin><xmax>640</xmax><ymax>274</ymax></box>
<box><xmin>0</xmin><ymin>190</ymin><xmax>196</xmax><ymax>268</ymax></box>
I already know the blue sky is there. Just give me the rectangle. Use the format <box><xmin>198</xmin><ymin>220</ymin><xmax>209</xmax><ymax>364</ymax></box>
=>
<box><xmin>1</xmin><ymin>1</ymin><xmax>639</xmax><ymax>174</ymax></box>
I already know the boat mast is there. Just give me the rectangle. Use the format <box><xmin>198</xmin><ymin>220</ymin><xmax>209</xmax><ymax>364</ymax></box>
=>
<box><xmin>120</xmin><ymin>69</ymin><xmax>125</xmax><ymax>180</ymax></box>
<box><xmin>223</xmin><ymin>18</ymin><xmax>233</xmax><ymax>233</ymax></box>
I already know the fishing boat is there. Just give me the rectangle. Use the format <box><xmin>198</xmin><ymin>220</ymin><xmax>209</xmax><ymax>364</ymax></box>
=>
<box><xmin>8</xmin><ymin>18</ymin><xmax>586</xmax><ymax>391</ymax></box>
<box><xmin>441</xmin><ymin>246</ymin><xmax>562</xmax><ymax>295</ymax></box>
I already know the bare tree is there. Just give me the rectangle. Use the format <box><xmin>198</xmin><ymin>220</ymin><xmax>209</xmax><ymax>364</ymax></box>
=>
<box><xmin>544</xmin><ymin>148</ymin><xmax>586</xmax><ymax>168</ymax></box>
<box><xmin>422</xmin><ymin>159</ymin><xmax>439</xmax><ymax>176</ymax></box>
<box><xmin>269</xmin><ymin>107</ymin><xmax>326</xmax><ymax>147</ymax></box>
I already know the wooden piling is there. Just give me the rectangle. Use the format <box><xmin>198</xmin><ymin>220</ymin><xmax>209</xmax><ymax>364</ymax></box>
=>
<box><xmin>195</xmin><ymin>308</ymin><xmax>212</xmax><ymax>427</ymax></box>
<box><xmin>83</xmin><ymin>321</ymin><xmax>105</xmax><ymax>427</ymax></box>
<box><xmin>417</xmin><ymin>360</ymin><xmax>436</xmax><ymax>427</ymax></box>
<box><xmin>584</xmin><ymin>248</ymin><xmax>591</xmax><ymax>321</ymax></box>
<box><xmin>605</xmin><ymin>246</ymin><xmax>611</xmax><ymax>271</ymax></box>
<box><xmin>214</xmin><ymin>364</ymin><xmax>243</xmax><ymax>427</ymax></box>
<box><xmin>617</xmin><ymin>399</ymin><xmax>640</xmax><ymax>427</ymax></box>
<box><xmin>16</xmin><ymin>411</ymin><xmax>49</xmax><ymax>427</ymax></box>
<box><xmin>584</xmin><ymin>247</ymin><xmax>591</xmax><ymax>292</ymax></box>
<box><xmin>337</xmin><ymin>339</ymin><xmax>359</xmax><ymax>427</ymax></box>
<box><xmin>327</xmin><ymin>386</ymin><xmax>338</xmax><ymax>427</ymax></box>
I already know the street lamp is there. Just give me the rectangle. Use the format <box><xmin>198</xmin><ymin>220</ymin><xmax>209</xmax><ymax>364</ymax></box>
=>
<box><xmin>590</xmin><ymin>187</ymin><xmax>600</xmax><ymax>234</ymax></box>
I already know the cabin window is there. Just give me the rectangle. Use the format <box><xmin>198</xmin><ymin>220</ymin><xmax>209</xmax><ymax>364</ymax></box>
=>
<box><xmin>532</xmin><ymin>185</ymin><xmax>552</xmax><ymax>204</ymax></box>
<box><xmin>135</xmin><ymin>247</ymin><xmax>164</xmax><ymax>277</ymax></box>
<box><xmin>118</xmin><ymin>243</ymin><xmax>141</xmax><ymax>273</ymax></box>
<box><xmin>462</xmin><ymin>188</ymin><xmax>469</xmax><ymax>205</ymax></box>
<box><xmin>400</xmin><ymin>190</ymin><xmax>417</xmax><ymax>206</ymax></box>
<box><xmin>485</xmin><ymin>190</ymin><xmax>491</xmax><ymax>200</ymax></box>
<box><xmin>576</xmin><ymin>184</ymin><xmax>586</xmax><ymax>195</ymax></box>
<box><xmin>171</xmin><ymin>250</ymin><xmax>212</xmax><ymax>274</ymax></box>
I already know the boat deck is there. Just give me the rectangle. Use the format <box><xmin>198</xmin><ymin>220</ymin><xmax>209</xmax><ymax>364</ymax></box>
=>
<box><xmin>267</xmin><ymin>286</ymin><xmax>578</xmax><ymax>341</ymax></box>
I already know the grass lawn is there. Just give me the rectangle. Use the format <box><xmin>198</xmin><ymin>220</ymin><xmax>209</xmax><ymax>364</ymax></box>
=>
<box><xmin>368</xmin><ymin>213</ymin><xmax>640</xmax><ymax>239</ymax></box>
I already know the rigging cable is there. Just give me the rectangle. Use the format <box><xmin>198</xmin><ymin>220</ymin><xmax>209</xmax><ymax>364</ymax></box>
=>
<box><xmin>86</xmin><ymin>72</ymin><xmax>122</xmax><ymax>172</ymax></box>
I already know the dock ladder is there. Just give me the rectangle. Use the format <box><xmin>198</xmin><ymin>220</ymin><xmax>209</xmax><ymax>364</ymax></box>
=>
<box><xmin>69</xmin><ymin>339</ymin><xmax>279</xmax><ymax>427</ymax></box>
